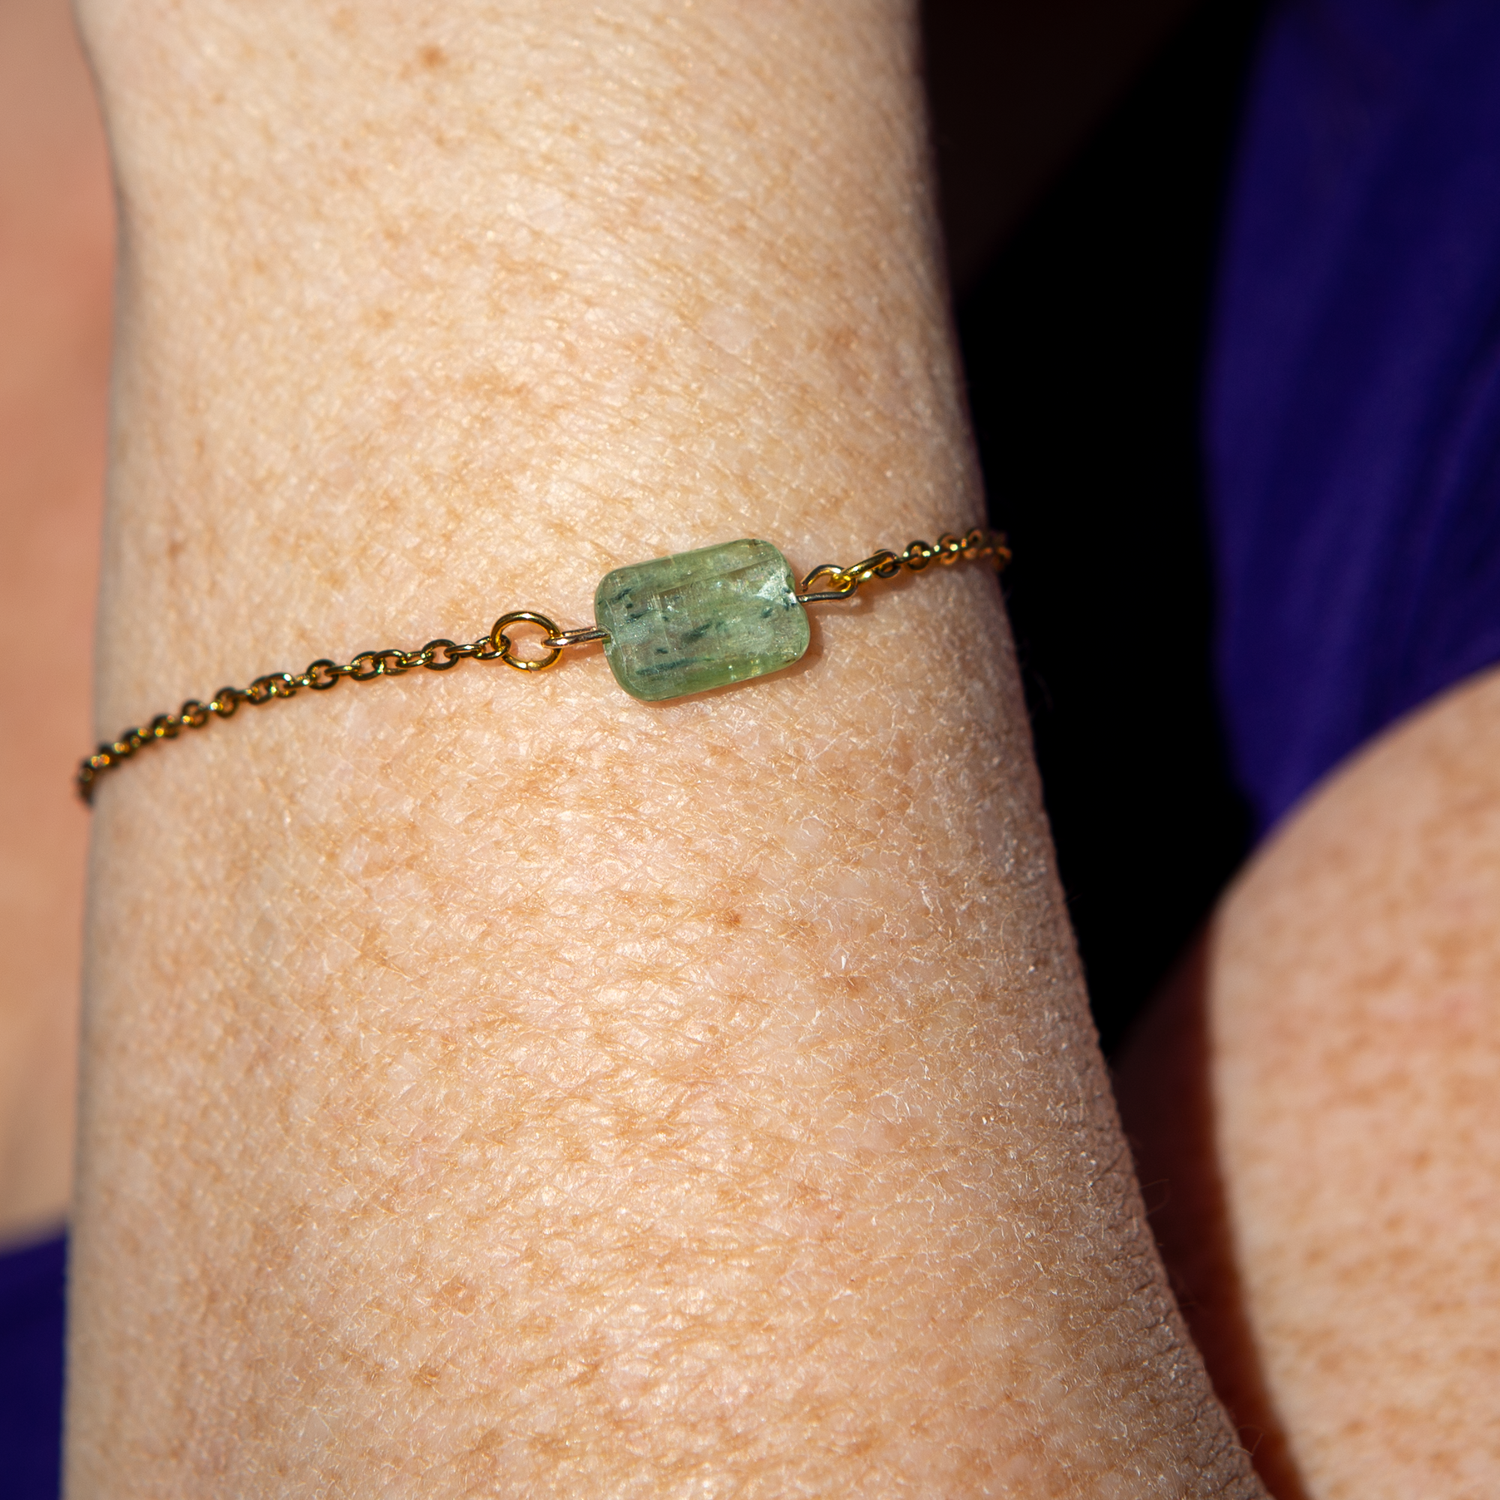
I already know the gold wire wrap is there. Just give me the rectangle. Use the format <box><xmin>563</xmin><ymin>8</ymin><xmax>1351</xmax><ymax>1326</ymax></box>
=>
<box><xmin>76</xmin><ymin>527</ymin><xmax>1009</xmax><ymax>803</ymax></box>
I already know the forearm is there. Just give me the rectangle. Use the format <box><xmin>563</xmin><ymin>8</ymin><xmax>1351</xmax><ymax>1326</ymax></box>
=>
<box><xmin>71</xmin><ymin>2</ymin><xmax>1260</xmax><ymax>1492</ymax></box>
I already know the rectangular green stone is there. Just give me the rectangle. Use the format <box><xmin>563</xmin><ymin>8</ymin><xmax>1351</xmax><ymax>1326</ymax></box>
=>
<box><xmin>594</xmin><ymin>538</ymin><xmax>810</xmax><ymax>702</ymax></box>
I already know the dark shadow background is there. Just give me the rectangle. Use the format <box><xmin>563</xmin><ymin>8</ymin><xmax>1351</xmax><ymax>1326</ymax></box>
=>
<box><xmin>925</xmin><ymin>0</ymin><xmax>1268</xmax><ymax>1052</ymax></box>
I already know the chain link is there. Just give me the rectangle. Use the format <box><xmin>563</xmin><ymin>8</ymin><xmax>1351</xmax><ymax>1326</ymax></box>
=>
<box><xmin>794</xmin><ymin>527</ymin><xmax>1010</xmax><ymax>602</ymax></box>
<box><xmin>74</xmin><ymin>626</ymin><xmax>516</xmax><ymax>802</ymax></box>
<box><xmin>76</xmin><ymin>528</ymin><xmax>1009</xmax><ymax>803</ymax></box>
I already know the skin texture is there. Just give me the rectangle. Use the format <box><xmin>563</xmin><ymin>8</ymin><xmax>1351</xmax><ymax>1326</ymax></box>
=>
<box><xmin>67</xmin><ymin>1</ymin><xmax>1261</xmax><ymax>1495</ymax></box>
<box><xmin>28</xmin><ymin>0</ymin><xmax>1500</xmax><ymax>1491</ymax></box>
<box><xmin>0</xmin><ymin>0</ymin><xmax>1198</xmax><ymax>1249</ymax></box>
<box><xmin>0</xmin><ymin>0</ymin><xmax>1194</xmax><ymax>1254</ymax></box>
<box><xmin>0</xmin><ymin>0</ymin><xmax>109</xmax><ymax>1243</ymax></box>
<box><xmin>1119</xmin><ymin>668</ymin><xmax>1500</xmax><ymax>1498</ymax></box>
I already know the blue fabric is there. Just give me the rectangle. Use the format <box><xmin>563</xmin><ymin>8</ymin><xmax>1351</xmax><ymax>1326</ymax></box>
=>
<box><xmin>1208</xmin><ymin>0</ymin><xmax>1500</xmax><ymax>835</ymax></box>
<box><xmin>0</xmin><ymin>1233</ymin><xmax>66</xmax><ymax>1499</ymax></box>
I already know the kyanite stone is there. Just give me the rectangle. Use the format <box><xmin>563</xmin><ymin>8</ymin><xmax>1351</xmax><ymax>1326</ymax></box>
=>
<box><xmin>595</xmin><ymin>538</ymin><xmax>810</xmax><ymax>702</ymax></box>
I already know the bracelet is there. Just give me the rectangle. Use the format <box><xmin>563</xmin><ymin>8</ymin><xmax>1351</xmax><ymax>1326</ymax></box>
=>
<box><xmin>77</xmin><ymin>528</ymin><xmax>1009</xmax><ymax>803</ymax></box>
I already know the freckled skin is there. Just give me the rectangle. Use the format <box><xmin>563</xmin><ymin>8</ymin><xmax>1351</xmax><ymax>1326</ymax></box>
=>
<box><xmin>68</xmin><ymin>2</ymin><xmax>1263</xmax><ymax>1496</ymax></box>
<box><xmin>1119</xmin><ymin>669</ymin><xmax>1500</xmax><ymax>1499</ymax></box>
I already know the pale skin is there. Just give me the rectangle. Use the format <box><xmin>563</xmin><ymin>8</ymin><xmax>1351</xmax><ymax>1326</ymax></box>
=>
<box><xmin>67</xmin><ymin>0</ymin><xmax>1260</xmax><ymax>1494</ymax></box>
<box><xmin>1117</xmin><ymin>667</ymin><xmax>1500</xmax><ymax>1499</ymax></box>
<box><xmin>6</xmin><ymin>0</ymin><xmax>1489</xmax><ymax>1493</ymax></box>
<box><xmin>0</xmin><ymin>0</ymin><xmax>108</xmax><ymax>1245</ymax></box>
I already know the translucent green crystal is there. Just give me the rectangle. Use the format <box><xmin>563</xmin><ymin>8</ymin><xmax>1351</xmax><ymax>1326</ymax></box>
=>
<box><xmin>595</xmin><ymin>538</ymin><xmax>810</xmax><ymax>702</ymax></box>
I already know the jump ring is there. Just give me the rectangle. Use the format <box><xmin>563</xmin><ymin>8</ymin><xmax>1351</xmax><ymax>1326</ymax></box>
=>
<box><xmin>490</xmin><ymin>611</ymin><xmax>563</xmax><ymax>672</ymax></box>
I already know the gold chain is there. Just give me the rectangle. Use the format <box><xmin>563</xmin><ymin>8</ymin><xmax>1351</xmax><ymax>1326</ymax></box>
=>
<box><xmin>77</xmin><ymin>528</ymin><xmax>1009</xmax><ymax>803</ymax></box>
<box><xmin>790</xmin><ymin>528</ymin><xmax>1010</xmax><ymax>603</ymax></box>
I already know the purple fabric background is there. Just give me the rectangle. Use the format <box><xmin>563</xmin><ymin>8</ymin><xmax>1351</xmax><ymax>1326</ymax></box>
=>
<box><xmin>1209</xmin><ymin>0</ymin><xmax>1500</xmax><ymax>835</ymax></box>
<box><xmin>0</xmin><ymin>1233</ymin><xmax>65</xmax><ymax>1498</ymax></box>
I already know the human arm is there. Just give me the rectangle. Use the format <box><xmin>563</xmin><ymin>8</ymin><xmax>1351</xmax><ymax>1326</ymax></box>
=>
<box><xmin>0</xmin><ymin>0</ymin><xmax>110</xmax><ymax>1246</ymax></box>
<box><xmin>68</xmin><ymin>2</ymin><xmax>1264</xmax><ymax>1492</ymax></box>
<box><xmin>1118</xmin><ymin>668</ymin><xmax>1500</xmax><ymax>1497</ymax></box>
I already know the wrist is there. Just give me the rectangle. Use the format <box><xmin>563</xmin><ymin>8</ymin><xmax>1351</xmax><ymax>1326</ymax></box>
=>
<box><xmin>84</xmin><ymin>0</ymin><xmax>972</xmax><ymax>734</ymax></box>
<box><xmin>70</xmin><ymin>3</ymin><xmax>1266</xmax><ymax>1492</ymax></box>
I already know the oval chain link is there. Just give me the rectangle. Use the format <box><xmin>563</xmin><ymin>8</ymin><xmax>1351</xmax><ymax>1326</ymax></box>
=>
<box><xmin>793</xmin><ymin>528</ymin><xmax>1010</xmax><ymax>603</ymax></box>
<box><xmin>76</xmin><ymin>528</ymin><xmax>1008</xmax><ymax>802</ymax></box>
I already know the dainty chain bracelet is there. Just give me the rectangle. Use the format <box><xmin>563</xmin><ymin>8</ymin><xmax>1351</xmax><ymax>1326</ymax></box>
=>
<box><xmin>77</xmin><ymin>528</ymin><xmax>1009</xmax><ymax>803</ymax></box>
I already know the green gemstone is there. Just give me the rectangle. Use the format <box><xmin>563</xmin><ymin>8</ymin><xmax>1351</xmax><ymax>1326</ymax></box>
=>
<box><xmin>595</xmin><ymin>538</ymin><xmax>810</xmax><ymax>702</ymax></box>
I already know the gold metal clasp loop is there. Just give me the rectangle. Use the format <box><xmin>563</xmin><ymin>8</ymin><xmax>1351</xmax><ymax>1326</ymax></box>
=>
<box><xmin>795</xmin><ymin>563</ymin><xmax>858</xmax><ymax>604</ymax></box>
<box><xmin>491</xmin><ymin>611</ymin><xmax>564</xmax><ymax>672</ymax></box>
<box><xmin>546</xmin><ymin>624</ymin><xmax>609</xmax><ymax>650</ymax></box>
<box><xmin>851</xmin><ymin>549</ymin><xmax>902</xmax><ymax>582</ymax></box>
